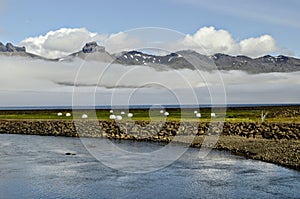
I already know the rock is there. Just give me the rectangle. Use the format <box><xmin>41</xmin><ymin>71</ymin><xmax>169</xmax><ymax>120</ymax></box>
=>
<box><xmin>262</xmin><ymin>131</ymin><xmax>273</xmax><ymax>139</ymax></box>
<box><xmin>0</xmin><ymin>42</ymin><xmax>26</xmax><ymax>52</ymax></box>
<box><xmin>82</xmin><ymin>42</ymin><xmax>105</xmax><ymax>53</ymax></box>
<box><xmin>0</xmin><ymin>42</ymin><xmax>6</xmax><ymax>51</ymax></box>
<box><xmin>65</xmin><ymin>152</ymin><xmax>76</xmax><ymax>156</ymax></box>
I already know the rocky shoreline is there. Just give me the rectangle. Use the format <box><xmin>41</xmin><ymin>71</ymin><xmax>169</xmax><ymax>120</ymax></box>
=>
<box><xmin>0</xmin><ymin>119</ymin><xmax>299</xmax><ymax>171</ymax></box>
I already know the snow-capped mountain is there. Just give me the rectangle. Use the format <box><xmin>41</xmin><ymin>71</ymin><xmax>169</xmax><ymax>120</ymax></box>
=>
<box><xmin>1</xmin><ymin>41</ymin><xmax>300</xmax><ymax>73</ymax></box>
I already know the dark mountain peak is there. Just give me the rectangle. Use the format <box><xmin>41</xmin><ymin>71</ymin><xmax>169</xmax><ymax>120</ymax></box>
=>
<box><xmin>213</xmin><ymin>53</ymin><xmax>233</xmax><ymax>60</ymax></box>
<box><xmin>262</xmin><ymin>55</ymin><xmax>274</xmax><ymax>58</ymax></box>
<box><xmin>0</xmin><ymin>42</ymin><xmax>26</xmax><ymax>52</ymax></box>
<box><xmin>276</xmin><ymin>55</ymin><xmax>289</xmax><ymax>62</ymax></box>
<box><xmin>212</xmin><ymin>54</ymin><xmax>252</xmax><ymax>61</ymax></box>
<box><xmin>64</xmin><ymin>42</ymin><xmax>113</xmax><ymax>62</ymax></box>
<box><xmin>257</xmin><ymin>54</ymin><xmax>290</xmax><ymax>64</ymax></box>
<box><xmin>126</xmin><ymin>50</ymin><xmax>141</xmax><ymax>55</ymax></box>
<box><xmin>277</xmin><ymin>55</ymin><xmax>288</xmax><ymax>58</ymax></box>
<box><xmin>260</xmin><ymin>55</ymin><xmax>274</xmax><ymax>62</ymax></box>
<box><xmin>168</xmin><ymin>52</ymin><xmax>179</xmax><ymax>57</ymax></box>
<box><xmin>214</xmin><ymin>53</ymin><xmax>228</xmax><ymax>56</ymax></box>
<box><xmin>236</xmin><ymin>55</ymin><xmax>251</xmax><ymax>60</ymax></box>
<box><xmin>114</xmin><ymin>50</ymin><xmax>159</xmax><ymax>65</ymax></box>
<box><xmin>0</xmin><ymin>42</ymin><xmax>6</xmax><ymax>51</ymax></box>
<box><xmin>124</xmin><ymin>50</ymin><xmax>179</xmax><ymax>58</ymax></box>
<box><xmin>82</xmin><ymin>42</ymin><xmax>105</xmax><ymax>53</ymax></box>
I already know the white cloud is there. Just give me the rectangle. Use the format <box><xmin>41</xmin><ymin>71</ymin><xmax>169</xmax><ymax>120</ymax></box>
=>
<box><xmin>20</xmin><ymin>28</ymin><xmax>107</xmax><ymax>59</ymax></box>
<box><xmin>20</xmin><ymin>26</ymin><xmax>282</xmax><ymax>59</ymax></box>
<box><xmin>182</xmin><ymin>26</ymin><xmax>239</xmax><ymax>55</ymax></box>
<box><xmin>20</xmin><ymin>28</ymin><xmax>144</xmax><ymax>58</ymax></box>
<box><xmin>103</xmin><ymin>32</ymin><xmax>143</xmax><ymax>53</ymax></box>
<box><xmin>240</xmin><ymin>35</ymin><xmax>277</xmax><ymax>57</ymax></box>
<box><xmin>179</xmin><ymin>26</ymin><xmax>279</xmax><ymax>57</ymax></box>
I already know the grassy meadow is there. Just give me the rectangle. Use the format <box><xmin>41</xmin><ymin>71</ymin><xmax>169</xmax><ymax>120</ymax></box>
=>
<box><xmin>0</xmin><ymin>106</ymin><xmax>299</xmax><ymax>123</ymax></box>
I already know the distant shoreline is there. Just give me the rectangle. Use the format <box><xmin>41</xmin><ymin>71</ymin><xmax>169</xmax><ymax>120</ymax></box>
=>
<box><xmin>0</xmin><ymin>103</ymin><xmax>300</xmax><ymax>111</ymax></box>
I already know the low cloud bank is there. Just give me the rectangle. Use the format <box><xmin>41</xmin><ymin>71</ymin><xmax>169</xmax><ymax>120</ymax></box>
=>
<box><xmin>0</xmin><ymin>56</ymin><xmax>299</xmax><ymax>106</ymax></box>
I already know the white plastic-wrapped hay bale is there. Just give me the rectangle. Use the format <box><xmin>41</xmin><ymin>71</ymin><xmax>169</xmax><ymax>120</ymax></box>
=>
<box><xmin>127</xmin><ymin>113</ymin><xmax>133</xmax><ymax>118</ymax></box>
<box><xmin>81</xmin><ymin>114</ymin><xmax>88</xmax><ymax>119</ymax></box>
<box><xmin>66</xmin><ymin>113</ymin><xmax>71</xmax><ymax>117</ymax></box>
<box><xmin>164</xmin><ymin>112</ymin><xmax>169</xmax><ymax>116</ymax></box>
<box><xmin>116</xmin><ymin>115</ymin><xmax>123</xmax><ymax>121</ymax></box>
<box><xmin>57</xmin><ymin>112</ymin><xmax>63</xmax><ymax>116</ymax></box>
<box><xmin>109</xmin><ymin>115</ymin><xmax>116</xmax><ymax>120</ymax></box>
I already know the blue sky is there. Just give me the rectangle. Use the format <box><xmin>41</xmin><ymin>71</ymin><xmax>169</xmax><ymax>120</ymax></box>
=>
<box><xmin>0</xmin><ymin>0</ymin><xmax>300</xmax><ymax>57</ymax></box>
<box><xmin>0</xmin><ymin>0</ymin><xmax>300</xmax><ymax>106</ymax></box>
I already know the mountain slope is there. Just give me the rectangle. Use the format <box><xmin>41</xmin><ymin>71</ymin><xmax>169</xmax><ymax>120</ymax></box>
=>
<box><xmin>64</xmin><ymin>42</ymin><xmax>113</xmax><ymax>62</ymax></box>
<box><xmin>0</xmin><ymin>42</ymin><xmax>46</xmax><ymax>59</ymax></box>
<box><xmin>1</xmin><ymin>41</ymin><xmax>300</xmax><ymax>73</ymax></box>
<box><xmin>112</xmin><ymin>49</ymin><xmax>300</xmax><ymax>73</ymax></box>
<box><xmin>212</xmin><ymin>53</ymin><xmax>300</xmax><ymax>73</ymax></box>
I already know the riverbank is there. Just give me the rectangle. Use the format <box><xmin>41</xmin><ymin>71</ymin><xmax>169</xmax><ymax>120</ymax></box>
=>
<box><xmin>0</xmin><ymin>119</ymin><xmax>299</xmax><ymax>171</ymax></box>
<box><xmin>191</xmin><ymin>136</ymin><xmax>299</xmax><ymax>171</ymax></box>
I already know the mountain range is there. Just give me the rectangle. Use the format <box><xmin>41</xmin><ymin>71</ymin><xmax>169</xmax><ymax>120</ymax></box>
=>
<box><xmin>1</xmin><ymin>41</ymin><xmax>300</xmax><ymax>73</ymax></box>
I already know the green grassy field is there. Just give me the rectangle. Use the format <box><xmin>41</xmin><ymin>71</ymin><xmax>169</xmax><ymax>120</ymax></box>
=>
<box><xmin>0</xmin><ymin>106</ymin><xmax>299</xmax><ymax>123</ymax></box>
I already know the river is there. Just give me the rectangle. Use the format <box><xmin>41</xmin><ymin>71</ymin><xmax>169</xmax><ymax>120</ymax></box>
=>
<box><xmin>0</xmin><ymin>134</ymin><xmax>299</xmax><ymax>198</ymax></box>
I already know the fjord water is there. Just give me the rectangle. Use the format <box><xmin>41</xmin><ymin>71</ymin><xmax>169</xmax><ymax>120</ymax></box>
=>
<box><xmin>0</xmin><ymin>134</ymin><xmax>299</xmax><ymax>198</ymax></box>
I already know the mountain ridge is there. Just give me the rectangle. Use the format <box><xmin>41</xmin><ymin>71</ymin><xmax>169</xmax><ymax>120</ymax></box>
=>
<box><xmin>1</xmin><ymin>41</ymin><xmax>300</xmax><ymax>73</ymax></box>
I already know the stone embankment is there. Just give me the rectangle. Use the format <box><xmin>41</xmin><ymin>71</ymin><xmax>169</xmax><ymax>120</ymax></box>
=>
<box><xmin>0</xmin><ymin>120</ymin><xmax>299</xmax><ymax>140</ymax></box>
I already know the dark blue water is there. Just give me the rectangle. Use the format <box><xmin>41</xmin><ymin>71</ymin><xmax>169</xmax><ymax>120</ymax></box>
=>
<box><xmin>0</xmin><ymin>134</ymin><xmax>299</xmax><ymax>198</ymax></box>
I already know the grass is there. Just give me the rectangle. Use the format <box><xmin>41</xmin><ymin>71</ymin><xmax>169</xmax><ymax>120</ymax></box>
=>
<box><xmin>0</xmin><ymin>106</ymin><xmax>299</xmax><ymax>123</ymax></box>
